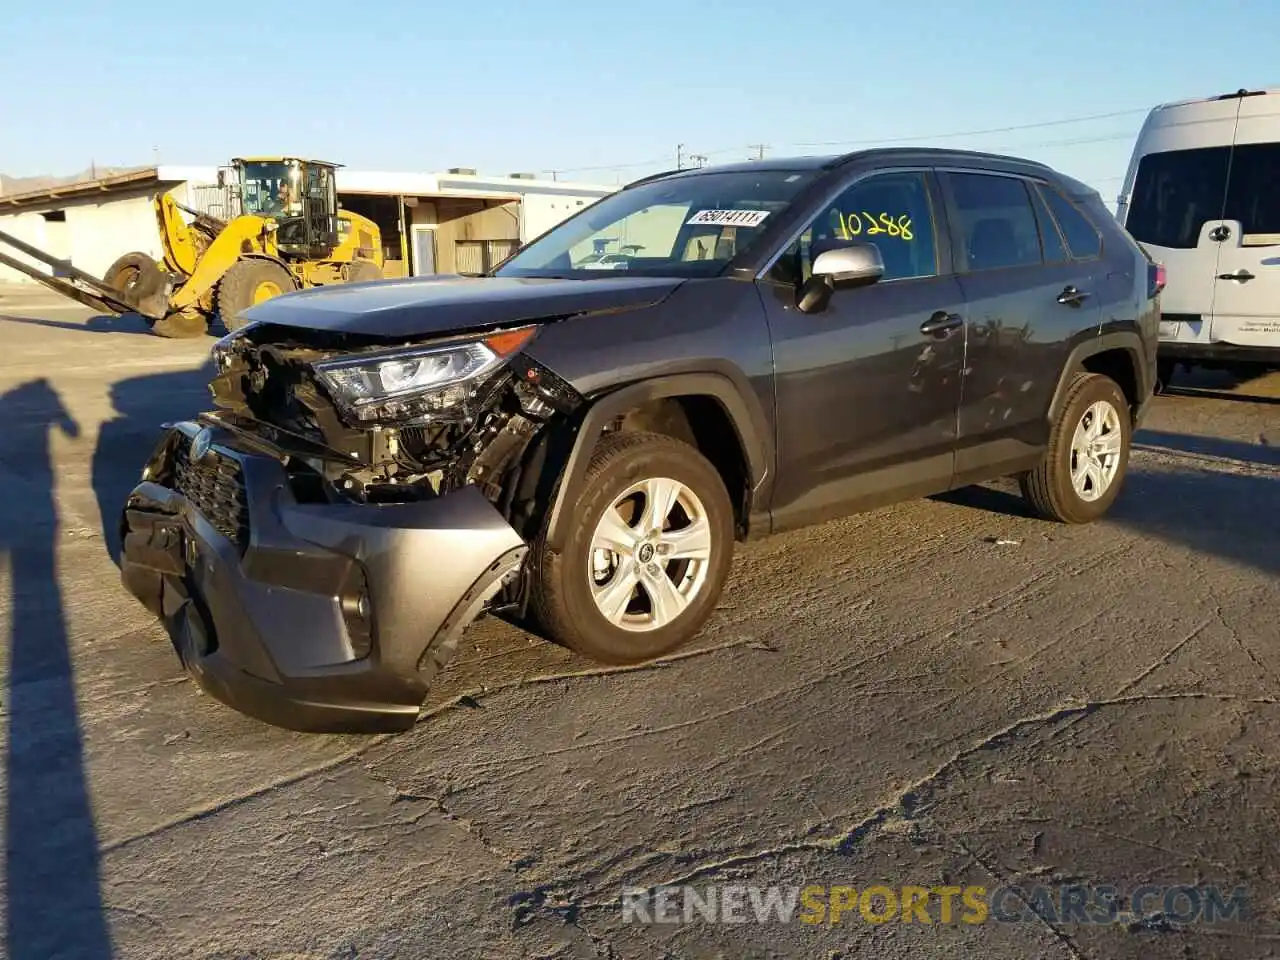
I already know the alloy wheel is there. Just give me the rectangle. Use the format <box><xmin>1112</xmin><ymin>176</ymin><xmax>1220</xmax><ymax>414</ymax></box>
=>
<box><xmin>586</xmin><ymin>476</ymin><xmax>714</xmax><ymax>632</ymax></box>
<box><xmin>1069</xmin><ymin>399</ymin><xmax>1123</xmax><ymax>501</ymax></box>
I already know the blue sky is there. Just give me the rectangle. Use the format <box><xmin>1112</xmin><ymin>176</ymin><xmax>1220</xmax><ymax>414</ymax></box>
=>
<box><xmin>1</xmin><ymin>0</ymin><xmax>1274</xmax><ymax>203</ymax></box>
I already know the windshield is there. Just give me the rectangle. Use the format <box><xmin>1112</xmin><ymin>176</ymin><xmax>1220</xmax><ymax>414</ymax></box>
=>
<box><xmin>240</xmin><ymin>160</ymin><xmax>304</xmax><ymax>218</ymax></box>
<box><xmin>495</xmin><ymin>169</ymin><xmax>819</xmax><ymax>278</ymax></box>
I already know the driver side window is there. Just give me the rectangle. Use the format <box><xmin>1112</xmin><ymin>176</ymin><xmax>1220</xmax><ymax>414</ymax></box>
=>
<box><xmin>770</xmin><ymin>172</ymin><xmax>939</xmax><ymax>285</ymax></box>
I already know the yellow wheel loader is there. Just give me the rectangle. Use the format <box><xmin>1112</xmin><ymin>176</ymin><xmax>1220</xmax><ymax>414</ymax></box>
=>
<box><xmin>0</xmin><ymin>157</ymin><xmax>385</xmax><ymax>338</ymax></box>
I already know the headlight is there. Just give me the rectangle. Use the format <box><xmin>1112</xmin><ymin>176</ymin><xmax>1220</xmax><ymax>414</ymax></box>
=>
<box><xmin>314</xmin><ymin>325</ymin><xmax>539</xmax><ymax>423</ymax></box>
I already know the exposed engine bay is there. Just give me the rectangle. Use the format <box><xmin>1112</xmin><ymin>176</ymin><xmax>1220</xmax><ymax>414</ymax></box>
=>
<box><xmin>206</xmin><ymin>322</ymin><xmax>585</xmax><ymax>548</ymax></box>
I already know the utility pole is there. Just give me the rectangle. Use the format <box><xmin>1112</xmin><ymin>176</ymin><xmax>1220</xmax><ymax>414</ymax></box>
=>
<box><xmin>676</xmin><ymin>143</ymin><xmax>685</xmax><ymax>170</ymax></box>
<box><xmin>749</xmin><ymin>143</ymin><xmax>768</xmax><ymax>160</ymax></box>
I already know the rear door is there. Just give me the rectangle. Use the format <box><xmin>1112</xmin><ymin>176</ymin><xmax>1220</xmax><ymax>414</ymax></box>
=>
<box><xmin>940</xmin><ymin>170</ymin><xmax>1101</xmax><ymax>478</ymax></box>
<box><xmin>1207</xmin><ymin>94</ymin><xmax>1280</xmax><ymax>345</ymax></box>
<box><xmin>1120</xmin><ymin>95</ymin><xmax>1242</xmax><ymax>345</ymax></box>
<box><xmin>1122</xmin><ymin>145</ymin><xmax>1231</xmax><ymax>344</ymax></box>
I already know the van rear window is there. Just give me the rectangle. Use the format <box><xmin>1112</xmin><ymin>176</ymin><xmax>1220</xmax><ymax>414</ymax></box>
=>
<box><xmin>1221</xmin><ymin>143</ymin><xmax>1280</xmax><ymax>244</ymax></box>
<box><xmin>1125</xmin><ymin>146</ymin><xmax>1229</xmax><ymax>249</ymax></box>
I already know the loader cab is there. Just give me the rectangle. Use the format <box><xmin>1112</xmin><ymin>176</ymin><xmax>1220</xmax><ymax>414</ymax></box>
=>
<box><xmin>232</xmin><ymin>156</ymin><xmax>342</xmax><ymax>259</ymax></box>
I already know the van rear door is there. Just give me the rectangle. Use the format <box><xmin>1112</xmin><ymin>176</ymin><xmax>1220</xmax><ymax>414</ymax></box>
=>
<box><xmin>1120</xmin><ymin>97</ymin><xmax>1238</xmax><ymax>344</ymax></box>
<box><xmin>1205</xmin><ymin>95</ymin><xmax>1280</xmax><ymax>347</ymax></box>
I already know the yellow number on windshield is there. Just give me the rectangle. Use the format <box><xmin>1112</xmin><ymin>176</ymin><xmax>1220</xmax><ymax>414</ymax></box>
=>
<box><xmin>841</xmin><ymin>212</ymin><xmax>912</xmax><ymax>241</ymax></box>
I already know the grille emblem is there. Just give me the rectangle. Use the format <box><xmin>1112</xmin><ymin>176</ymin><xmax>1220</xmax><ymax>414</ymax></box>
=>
<box><xmin>190</xmin><ymin>428</ymin><xmax>214</xmax><ymax>464</ymax></box>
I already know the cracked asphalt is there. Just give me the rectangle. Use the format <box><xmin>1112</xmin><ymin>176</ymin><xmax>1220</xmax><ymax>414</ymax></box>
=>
<box><xmin>1</xmin><ymin>285</ymin><xmax>1278</xmax><ymax>959</ymax></box>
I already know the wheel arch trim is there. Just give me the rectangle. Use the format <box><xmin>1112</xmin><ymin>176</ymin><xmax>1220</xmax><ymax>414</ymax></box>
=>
<box><xmin>543</xmin><ymin>370</ymin><xmax>772</xmax><ymax>552</ymax></box>
<box><xmin>1048</xmin><ymin>331</ymin><xmax>1151</xmax><ymax>425</ymax></box>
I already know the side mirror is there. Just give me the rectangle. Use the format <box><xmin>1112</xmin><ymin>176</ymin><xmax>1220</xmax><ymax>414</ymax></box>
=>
<box><xmin>813</xmin><ymin>242</ymin><xmax>884</xmax><ymax>287</ymax></box>
<box><xmin>797</xmin><ymin>242</ymin><xmax>884</xmax><ymax>313</ymax></box>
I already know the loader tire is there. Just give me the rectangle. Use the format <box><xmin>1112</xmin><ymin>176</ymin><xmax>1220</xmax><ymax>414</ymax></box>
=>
<box><xmin>344</xmin><ymin>260</ymin><xmax>383</xmax><ymax>284</ymax></box>
<box><xmin>103</xmin><ymin>252</ymin><xmax>158</xmax><ymax>298</ymax></box>
<box><xmin>150</xmin><ymin>309</ymin><xmax>208</xmax><ymax>339</ymax></box>
<box><xmin>217</xmin><ymin>258</ymin><xmax>296</xmax><ymax>332</ymax></box>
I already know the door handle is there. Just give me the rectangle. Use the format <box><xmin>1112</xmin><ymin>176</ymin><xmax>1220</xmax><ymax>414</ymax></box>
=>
<box><xmin>1217</xmin><ymin>269</ymin><xmax>1255</xmax><ymax>282</ymax></box>
<box><xmin>920</xmin><ymin>311</ymin><xmax>963</xmax><ymax>336</ymax></box>
<box><xmin>1057</xmin><ymin>285</ymin><xmax>1090</xmax><ymax>306</ymax></box>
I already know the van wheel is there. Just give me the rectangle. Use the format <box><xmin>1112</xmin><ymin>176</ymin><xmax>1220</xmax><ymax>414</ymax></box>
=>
<box><xmin>1020</xmin><ymin>373</ymin><xmax>1131</xmax><ymax>524</ymax></box>
<box><xmin>528</xmin><ymin>430</ymin><xmax>734</xmax><ymax>665</ymax></box>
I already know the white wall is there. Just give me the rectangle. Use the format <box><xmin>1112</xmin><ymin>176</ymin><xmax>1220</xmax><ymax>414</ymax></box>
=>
<box><xmin>519</xmin><ymin>192</ymin><xmax>602</xmax><ymax>242</ymax></box>
<box><xmin>0</xmin><ymin>187</ymin><xmax>172</xmax><ymax>284</ymax></box>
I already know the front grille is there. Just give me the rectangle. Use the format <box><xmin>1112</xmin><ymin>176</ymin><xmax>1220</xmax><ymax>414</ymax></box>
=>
<box><xmin>172</xmin><ymin>434</ymin><xmax>250</xmax><ymax>552</ymax></box>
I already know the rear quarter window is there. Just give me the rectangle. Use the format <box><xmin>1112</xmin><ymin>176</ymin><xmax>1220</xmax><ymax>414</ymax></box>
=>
<box><xmin>1039</xmin><ymin>185</ymin><xmax>1103</xmax><ymax>260</ymax></box>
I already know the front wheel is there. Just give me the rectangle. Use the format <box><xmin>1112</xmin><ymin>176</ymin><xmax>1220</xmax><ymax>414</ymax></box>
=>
<box><xmin>1020</xmin><ymin>372</ymin><xmax>1131</xmax><ymax>524</ymax></box>
<box><xmin>216</xmin><ymin>258</ymin><xmax>296</xmax><ymax>332</ymax></box>
<box><xmin>528</xmin><ymin>430</ymin><xmax>735</xmax><ymax>665</ymax></box>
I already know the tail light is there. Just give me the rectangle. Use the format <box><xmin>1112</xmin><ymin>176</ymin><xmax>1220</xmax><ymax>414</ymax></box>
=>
<box><xmin>1148</xmin><ymin>261</ymin><xmax>1166</xmax><ymax>299</ymax></box>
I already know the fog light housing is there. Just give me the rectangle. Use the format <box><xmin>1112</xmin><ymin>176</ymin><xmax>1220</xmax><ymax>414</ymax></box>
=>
<box><xmin>339</xmin><ymin>569</ymin><xmax>374</xmax><ymax>660</ymax></box>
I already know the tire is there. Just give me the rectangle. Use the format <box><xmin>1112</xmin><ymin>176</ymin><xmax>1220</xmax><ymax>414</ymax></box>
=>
<box><xmin>216</xmin><ymin>258</ymin><xmax>295</xmax><ymax>332</ymax></box>
<box><xmin>1019</xmin><ymin>372</ymin><xmax>1131</xmax><ymax>524</ymax></box>
<box><xmin>344</xmin><ymin>260</ymin><xmax>383</xmax><ymax>284</ymax></box>
<box><xmin>528</xmin><ymin>430</ymin><xmax>735</xmax><ymax>665</ymax></box>
<box><xmin>103</xmin><ymin>251</ymin><xmax>158</xmax><ymax>296</ymax></box>
<box><xmin>150</xmin><ymin>309</ymin><xmax>208</xmax><ymax>339</ymax></box>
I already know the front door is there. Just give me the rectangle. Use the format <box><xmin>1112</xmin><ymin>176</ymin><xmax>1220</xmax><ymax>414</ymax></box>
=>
<box><xmin>758</xmin><ymin>169</ymin><xmax>967</xmax><ymax>530</ymax></box>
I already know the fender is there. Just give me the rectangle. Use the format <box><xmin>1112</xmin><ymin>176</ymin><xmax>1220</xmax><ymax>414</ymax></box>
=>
<box><xmin>543</xmin><ymin>370</ymin><xmax>773</xmax><ymax>552</ymax></box>
<box><xmin>1047</xmin><ymin>330</ymin><xmax>1152</xmax><ymax>425</ymax></box>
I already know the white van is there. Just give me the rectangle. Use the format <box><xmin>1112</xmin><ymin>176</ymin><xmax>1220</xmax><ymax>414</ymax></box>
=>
<box><xmin>1117</xmin><ymin>88</ymin><xmax>1280</xmax><ymax>387</ymax></box>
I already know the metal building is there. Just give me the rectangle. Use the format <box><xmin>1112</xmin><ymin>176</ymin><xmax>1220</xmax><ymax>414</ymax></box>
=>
<box><xmin>0</xmin><ymin>164</ymin><xmax>617</xmax><ymax>284</ymax></box>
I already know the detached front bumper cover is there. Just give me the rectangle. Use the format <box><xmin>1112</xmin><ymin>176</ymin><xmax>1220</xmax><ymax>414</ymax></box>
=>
<box><xmin>120</xmin><ymin>421</ymin><xmax>527</xmax><ymax>733</ymax></box>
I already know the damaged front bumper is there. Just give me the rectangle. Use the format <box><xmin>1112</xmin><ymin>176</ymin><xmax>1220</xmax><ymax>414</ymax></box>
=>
<box><xmin>119</xmin><ymin>420</ymin><xmax>527</xmax><ymax>733</ymax></box>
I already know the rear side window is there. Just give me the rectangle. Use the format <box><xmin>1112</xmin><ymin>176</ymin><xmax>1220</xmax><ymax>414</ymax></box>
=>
<box><xmin>1040</xmin><ymin>186</ymin><xmax>1102</xmax><ymax>259</ymax></box>
<box><xmin>1125</xmin><ymin>146</ymin><xmax>1229</xmax><ymax>249</ymax></box>
<box><xmin>1028</xmin><ymin>187</ymin><xmax>1069</xmax><ymax>263</ymax></box>
<box><xmin>945</xmin><ymin>173</ymin><xmax>1043</xmax><ymax>271</ymax></box>
<box><xmin>1222</xmin><ymin>142</ymin><xmax>1280</xmax><ymax>244</ymax></box>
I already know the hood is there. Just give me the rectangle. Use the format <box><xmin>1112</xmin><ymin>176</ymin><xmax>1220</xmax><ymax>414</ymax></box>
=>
<box><xmin>239</xmin><ymin>273</ymin><xmax>684</xmax><ymax>339</ymax></box>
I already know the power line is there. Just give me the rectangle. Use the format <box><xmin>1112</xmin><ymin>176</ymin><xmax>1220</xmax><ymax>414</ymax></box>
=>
<box><xmin>542</xmin><ymin>105</ymin><xmax>1151</xmax><ymax>177</ymax></box>
<box><xmin>788</xmin><ymin>107</ymin><xmax>1149</xmax><ymax>149</ymax></box>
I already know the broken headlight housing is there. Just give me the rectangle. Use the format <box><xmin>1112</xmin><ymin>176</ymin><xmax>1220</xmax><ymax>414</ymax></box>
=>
<box><xmin>313</xmin><ymin>326</ymin><xmax>539</xmax><ymax>424</ymax></box>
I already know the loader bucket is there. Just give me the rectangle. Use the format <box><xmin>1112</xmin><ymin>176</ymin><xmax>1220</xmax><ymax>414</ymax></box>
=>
<box><xmin>0</xmin><ymin>228</ymin><xmax>170</xmax><ymax>320</ymax></box>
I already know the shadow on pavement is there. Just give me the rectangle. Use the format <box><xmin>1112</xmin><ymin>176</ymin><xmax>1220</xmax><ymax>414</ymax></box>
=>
<box><xmin>1133</xmin><ymin>428</ymin><xmax>1280</xmax><ymax>467</ymax></box>
<box><xmin>1164</xmin><ymin>363</ymin><xmax>1280</xmax><ymax>405</ymax></box>
<box><xmin>0</xmin><ymin>312</ymin><xmax>156</xmax><ymax>336</ymax></box>
<box><xmin>941</xmin><ymin>430</ymin><xmax>1279</xmax><ymax>577</ymax></box>
<box><xmin>92</xmin><ymin>363</ymin><xmax>214</xmax><ymax>565</ymax></box>
<box><xmin>0</xmin><ymin>379</ymin><xmax>113</xmax><ymax>959</ymax></box>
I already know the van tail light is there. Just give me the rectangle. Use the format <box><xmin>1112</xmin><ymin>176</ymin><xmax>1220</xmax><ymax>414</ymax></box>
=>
<box><xmin>1148</xmin><ymin>262</ymin><xmax>1166</xmax><ymax>298</ymax></box>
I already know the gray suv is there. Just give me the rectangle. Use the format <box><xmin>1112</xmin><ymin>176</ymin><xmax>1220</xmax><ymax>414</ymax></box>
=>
<box><xmin>118</xmin><ymin>148</ymin><xmax>1162</xmax><ymax>732</ymax></box>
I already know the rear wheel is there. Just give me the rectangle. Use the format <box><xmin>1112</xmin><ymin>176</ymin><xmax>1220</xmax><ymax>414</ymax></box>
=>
<box><xmin>1020</xmin><ymin>372</ymin><xmax>1131</xmax><ymax>524</ymax></box>
<box><xmin>216</xmin><ymin>258</ymin><xmax>296</xmax><ymax>332</ymax></box>
<box><xmin>528</xmin><ymin>431</ymin><xmax>735</xmax><ymax>665</ymax></box>
<box><xmin>344</xmin><ymin>260</ymin><xmax>383</xmax><ymax>284</ymax></box>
